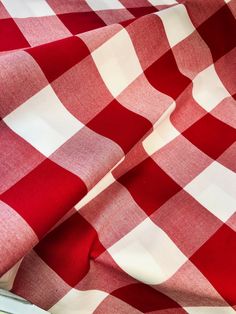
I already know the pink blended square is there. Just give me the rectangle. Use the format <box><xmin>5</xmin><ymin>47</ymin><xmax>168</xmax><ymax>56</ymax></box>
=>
<box><xmin>50</xmin><ymin>127</ymin><xmax>123</xmax><ymax>190</ymax></box>
<box><xmin>214</xmin><ymin>47</ymin><xmax>236</xmax><ymax>96</ymax></box>
<box><xmin>117</xmin><ymin>73</ymin><xmax>173</xmax><ymax>124</ymax></box>
<box><xmin>0</xmin><ymin>121</ymin><xmax>45</xmax><ymax>194</ymax></box>
<box><xmin>150</xmin><ymin>189</ymin><xmax>223</xmax><ymax>257</ymax></box>
<box><xmin>172</xmin><ymin>30</ymin><xmax>213</xmax><ymax>80</ymax></box>
<box><xmin>96</xmin><ymin>9</ymin><xmax>133</xmax><ymax>25</ymax></box>
<box><xmin>217</xmin><ymin>142</ymin><xmax>236</xmax><ymax>173</ymax></box>
<box><xmin>52</xmin><ymin>55</ymin><xmax>113</xmax><ymax>124</ymax></box>
<box><xmin>152</xmin><ymin>134</ymin><xmax>213</xmax><ymax>187</ymax></box>
<box><xmin>171</xmin><ymin>84</ymin><xmax>206</xmax><ymax>133</ymax></box>
<box><xmin>79</xmin><ymin>181</ymin><xmax>147</xmax><ymax>248</ymax></box>
<box><xmin>15</xmin><ymin>16</ymin><xmax>71</xmax><ymax>47</ymax></box>
<box><xmin>13</xmin><ymin>250</ymin><xmax>71</xmax><ymax>310</ymax></box>
<box><xmin>47</xmin><ymin>0</ymin><xmax>92</xmax><ymax>14</ymax></box>
<box><xmin>226</xmin><ymin>212</ymin><xmax>236</xmax><ymax>232</ymax></box>
<box><xmin>126</xmin><ymin>13</ymin><xmax>169</xmax><ymax>71</ymax></box>
<box><xmin>0</xmin><ymin>2</ymin><xmax>11</xmax><ymax>18</ymax></box>
<box><xmin>79</xmin><ymin>24</ymin><xmax>122</xmax><ymax>53</ymax></box>
<box><xmin>0</xmin><ymin>201</ymin><xmax>38</xmax><ymax>275</ymax></box>
<box><xmin>156</xmin><ymin>260</ymin><xmax>227</xmax><ymax>307</ymax></box>
<box><xmin>211</xmin><ymin>97</ymin><xmax>236</xmax><ymax>130</ymax></box>
<box><xmin>0</xmin><ymin>50</ymin><xmax>48</xmax><ymax>118</ymax></box>
<box><xmin>120</xmin><ymin>0</ymin><xmax>153</xmax><ymax>8</ymax></box>
<box><xmin>185</xmin><ymin>0</ymin><xmax>224</xmax><ymax>28</ymax></box>
<box><xmin>76</xmin><ymin>250</ymin><xmax>136</xmax><ymax>293</ymax></box>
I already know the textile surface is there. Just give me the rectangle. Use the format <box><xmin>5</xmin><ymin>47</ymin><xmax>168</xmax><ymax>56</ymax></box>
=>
<box><xmin>0</xmin><ymin>0</ymin><xmax>236</xmax><ymax>313</ymax></box>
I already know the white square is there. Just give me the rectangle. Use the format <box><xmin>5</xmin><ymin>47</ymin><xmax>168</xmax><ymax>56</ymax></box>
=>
<box><xmin>4</xmin><ymin>86</ymin><xmax>84</xmax><ymax>157</ymax></box>
<box><xmin>184</xmin><ymin>307</ymin><xmax>235</xmax><ymax>314</ymax></box>
<box><xmin>156</xmin><ymin>4</ymin><xmax>195</xmax><ymax>47</ymax></box>
<box><xmin>149</xmin><ymin>0</ymin><xmax>178</xmax><ymax>5</ymax></box>
<box><xmin>108</xmin><ymin>218</ymin><xmax>187</xmax><ymax>285</ymax></box>
<box><xmin>92</xmin><ymin>29</ymin><xmax>143</xmax><ymax>97</ymax></box>
<box><xmin>0</xmin><ymin>260</ymin><xmax>22</xmax><ymax>290</ymax></box>
<box><xmin>2</xmin><ymin>0</ymin><xmax>55</xmax><ymax>18</ymax></box>
<box><xmin>50</xmin><ymin>289</ymin><xmax>108</xmax><ymax>314</ymax></box>
<box><xmin>142</xmin><ymin>102</ymin><xmax>180</xmax><ymax>155</ymax></box>
<box><xmin>86</xmin><ymin>0</ymin><xmax>124</xmax><ymax>11</ymax></box>
<box><xmin>185</xmin><ymin>161</ymin><xmax>236</xmax><ymax>222</ymax></box>
<box><xmin>192</xmin><ymin>64</ymin><xmax>230</xmax><ymax>111</ymax></box>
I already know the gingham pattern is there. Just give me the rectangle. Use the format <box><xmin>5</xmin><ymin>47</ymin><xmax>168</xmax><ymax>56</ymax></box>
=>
<box><xmin>0</xmin><ymin>0</ymin><xmax>236</xmax><ymax>313</ymax></box>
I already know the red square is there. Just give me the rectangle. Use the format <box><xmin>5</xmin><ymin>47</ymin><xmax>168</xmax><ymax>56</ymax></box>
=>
<box><xmin>87</xmin><ymin>99</ymin><xmax>152</xmax><ymax>154</ymax></box>
<box><xmin>35</xmin><ymin>212</ymin><xmax>105</xmax><ymax>286</ymax></box>
<box><xmin>120</xmin><ymin>0</ymin><xmax>152</xmax><ymax>8</ymax></box>
<box><xmin>120</xmin><ymin>17</ymin><xmax>136</xmax><ymax>28</ymax></box>
<box><xmin>128</xmin><ymin>6</ymin><xmax>158</xmax><ymax>18</ymax></box>
<box><xmin>111</xmin><ymin>283</ymin><xmax>182</xmax><ymax>312</ymax></box>
<box><xmin>197</xmin><ymin>5</ymin><xmax>236</xmax><ymax>62</ymax></box>
<box><xmin>118</xmin><ymin>157</ymin><xmax>181</xmax><ymax>216</ymax></box>
<box><xmin>183</xmin><ymin>113</ymin><xmax>236</xmax><ymax>160</ymax></box>
<box><xmin>58</xmin><ymin>12</ymin><xmax>106</xmax><ymax>35</ymax></box>
<box><xmin>0</xmin><ymin>159</ymin><xmax>87</xmax><ymax>238</ymax></box>
<box><xmin>145</xmin><ymin>50</ymin><xmax>191</xmax><ymax>99</ymax></box>
<box><xmin>27</xmin><ymin>36</ymin><xmax>89</xmax><ymax>83</ymax></box>
<box><xmin>0</xmin><ymin>18</ymin><xmax>29</xmax><ymax>52</ymax></box>
<box><xmin>190</xmin><ymin>224</ymin><xmax>236</xmax><ymax>305</ymax></box>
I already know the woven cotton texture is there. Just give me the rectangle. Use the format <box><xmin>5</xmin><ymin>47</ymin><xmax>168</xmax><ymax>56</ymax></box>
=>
<box><xmin>0</xmin><ymin>0</ymin><xmax>236</xmax><ymax>313</ymax></box>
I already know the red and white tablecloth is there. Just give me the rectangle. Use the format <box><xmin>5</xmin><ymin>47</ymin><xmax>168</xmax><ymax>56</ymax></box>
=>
<box><xmin>0</xmin><ymin>0</ymin><xmax>235</xmax><ymax>313</ymax></box>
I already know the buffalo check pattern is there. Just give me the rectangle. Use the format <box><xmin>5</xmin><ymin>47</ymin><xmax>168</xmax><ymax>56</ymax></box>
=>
<box><xmin>0</xmin><ymin>0</ymin><xmax>236</xmax><ymax>313</ymax></box>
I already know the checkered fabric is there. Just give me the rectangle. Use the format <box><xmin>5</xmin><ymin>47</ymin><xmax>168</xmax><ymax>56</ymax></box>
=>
<box><xmin>0</xmin><ymin>0</ymin><xmax>235</xmax><ymax>313</ymax></box>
